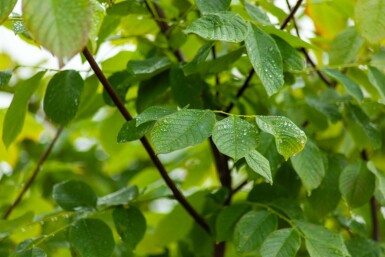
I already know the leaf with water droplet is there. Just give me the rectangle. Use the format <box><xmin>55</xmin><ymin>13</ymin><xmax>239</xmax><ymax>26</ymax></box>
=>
<box><xmin>136</xmin><ymin>106</ymin><xmax>176</xmax><ymax>126</ymax></box>
<box><xmin>212</xmin><ymin>116</ymin><xmax>259</xmax><ymax>161</ymax></box>
<box><xmin>245</xmin><ymin>24</ymin><xmax>284</xmax><ymax>96</ymax></box>
<box><xmin>194</xmin><ymin>0</ymin><xmax>231</xmax><ymax>14</ymax></box>
<box><xmin>256</xmin><ymin>116</ymin><xmax>306</xmax><ymax>160</ymax></box>
<box><xmin>151</xmin><ymin>109</ymin><xmax>216</xmax><ymax>153</ymax></box>
<box><xmin>245</xmin><ymin>150</ymin><xmax>272</xmax><ymax>183</ymax></box>
<box><xmin>184</xmin><ymin>12</ymin><xmax>249</xmax><ymax>43</ymax></box>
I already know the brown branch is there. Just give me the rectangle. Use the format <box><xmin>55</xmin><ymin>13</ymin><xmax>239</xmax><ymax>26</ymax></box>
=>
<box><xmin>2</xmin><ymin>127</ymin><xmax>63</xmax><ymax>220</ymax></box>
<box><xmin>370</xmin><ymin>197</ymin><xmax>380</xmax><ymax>241</ymax></box>
<box><xmin>82</xmin><ymin>48</ymin><xmax>210</xmax><ymax>234</ymax></box>
<box><xmin>280</xmin><ymin>0</ymin><xmax>303</xmax><ymax>30</ymax></box>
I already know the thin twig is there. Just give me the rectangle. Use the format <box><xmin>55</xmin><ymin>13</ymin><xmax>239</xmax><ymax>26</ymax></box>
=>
<box><xmin>280</xmin><ymin>0</ymin><xmax>303</xmax><ymax>30</ymax></box>
<box><xmin>82</xmin><ymin>48</ymin><xmax>210</xmax><ymax>234</ymax></box>
<box><xmin>2</xmin><ymin>127</ymin><xmax>63</xmax><ymax>220</ymax></box>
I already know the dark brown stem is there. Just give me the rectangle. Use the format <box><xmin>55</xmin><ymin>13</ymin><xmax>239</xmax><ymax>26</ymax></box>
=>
<box><xmin>213</xmin><ymin>242</ymin><xmax>226</xmax><ymax>257</ymax></box>
<box><xmin>280</xmin><ymin>0</ymin><xmax>303</xmax><ymax>30</ymax></box>
<box><xmin>231</xmin><ymin>180</ymin><xmax>248</xmax><ymax>196</ymax></box>
<box><xmin>2</xmin><ymin>127</ymin><xmax>63</xmax><ymax>220</ymax></box>
<box><xmin>82</xmin><ymin>48</ymin><xmax>210</xmax><ymax>234</ymax></box>
<box><xmin>370</xmin><ymin>197</ymin><xmax>380</xmax><ymax>241</ymax></box>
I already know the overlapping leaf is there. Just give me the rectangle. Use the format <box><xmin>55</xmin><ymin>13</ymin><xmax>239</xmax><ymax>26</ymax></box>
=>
<box><xmin>184</xmin><ymin>12</ymin><xmax>249</xmax><ymax>43</ymax></box>
<box><xmin>245</xmin><ymin>150</ymin><xmax>272</xmax><ymax>183</ymax></box>
<box><xmin>368</xmin><ymin>66</ymin><xmax>385</xmax><ymax>101</ymax></box>
<box><xmin>323</xmin><ymin>68</ymin><xmax>363</xmax><ymax>102</ymax></box>
<box><xmin>245</xmin><ymin>24</ymin><xmax>284</xmax><ymax>96</ymax></box>
<box><xmin>0</xmin><ymin>0</ymin><xmax>17</xmax><ymax>25</ymax></box>
<box><xmin>355</xmin><ymin>0</ymin><xmax>385</xmax><ymax>43</ymax></box>
<box><xmin>194</xmin><ymin>0</ymin><xmax>231</xmax><ymax>14</ymax></box>
<box><xmin>53</xmin><ymin>180</ymin><xmax>97</xmax><ymax>211</ymax></box>
<box><xmin>151</xmin><ymin>109</ymin><xmax>216</xmax><ymax>153</ymax></box>
<box><xmin>260</xmin><ymin>228</ymin><xmax>301</xmax><ymax>257</ymax></box>
<box><xmin>256</xmin><ymin>116</ymin><xmax>307</xmax><ymax>160</ymax></box>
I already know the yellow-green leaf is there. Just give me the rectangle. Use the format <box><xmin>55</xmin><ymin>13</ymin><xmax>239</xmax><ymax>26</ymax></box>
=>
<box><xmin>0</xmin><ymin>0</ymin><xmax>17</xmax><ymax>25</ymax></box>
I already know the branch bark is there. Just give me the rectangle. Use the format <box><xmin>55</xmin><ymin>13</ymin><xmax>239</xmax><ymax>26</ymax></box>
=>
<box><xmin>2</xmin><ymin>127</ymin><xmax>63</xmax><ymax>220</ymax></box>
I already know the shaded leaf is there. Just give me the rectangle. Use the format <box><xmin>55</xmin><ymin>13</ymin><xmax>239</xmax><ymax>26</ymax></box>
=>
<box><xmin>182</xmin><ymin>42</ymin><xmax>214</xmax><ymax>76</ymax></box>
<box><xmin>256</xmin><ymin>116</ymin><xmax>307</xmax><ymax>160</ymax></box>
<box><xmin>98</xmin><ymin>186</ymin><xmax>139</xmax><ymax>207</ymax></box>
<box><xmin>53</xmin><ymin>180</ymin><xmax>97</xmax><ymax>211</ymax></box>
<box><xmin>291</xmin><ymin>140</ymin><xmax>325</xmax><ymax>192</ymax></box>
<box><xmin>136</xmin><ymin>106</ymin><xmax>176</xmax><ymax>126</ymax></box>
<box><xmin>194</xmin><ymin>0</ymin><xmax>231</xmax><ymax>14</ymax></box>
<box><xmin>215</xmin><ymin>204</ymin><xmax>251</xmax><ymax>242</ymax></box>
<box><xmin>184</xmin><ymin>12</ymin><xmax>249</xmax><ymax>43</ymax></box>
<box><xmin>296</xmin><ymin>221</ymin><xmax>351</xmax><ymax>257</ymax></box>
<box><xmin>355</xmin><ymin>0</ymin><xmax>385</xmax><ymax>43</ymax></box>
<box><xmin>22</xmin><ymin>0</ymin><xmax>92</xmax><ymax>59</ymax></box>
<box><xmin>260</xmin><ymin>228</ymin><xmax>301</xmax><ymax>257</ymax></box>
<box><xmin>2</xmin><ymin>72</ymin><xmax>45</xmax><ymax>147</ymax></box>
<box><xmin>102</xmin><ymin>71</ymin><xmax>131</xmax><ymax>106</ymax></box>
<box><xmin>245</xmin><ymin>24</ymin><xmax>284</xmax><ymax>96</ymax></box>
<box><xmin>367</xmin><ymin>161</ymin><xmax>385</xmax><ymax>201</ymax></box>
<box><xmin>0</xmin><ymin>0</ymin><xmax>17</xmax><ymax>25</ymax></box>
<box><xmin>151</xmin><ymin>109</ymin><xmax>216</xmax><ymax>153</ymax></box>
<box><xmin>273</xmin><ymin>36</ymin><xmax>305</xmax><ymax>72</ymax></box>
<box><xmin>262</xmin><ymin>26</ymin><xmax>314</xmax><ymax>48</ymax></box>
<box><xmin>339</xmin><ymin>161</ymin><xmax>375</xmax><ymax>208</ymax></box>
<box><xmin>10</xmin><ymin>248</ymin><xmax>47</xmax><ymax>257</ymax></box>
<box><xmin>346</xmin><ymin>237</ymin><xmax>383</xmax><ymax>257</ymax></box>
<box><xmin>368</xmin><ymin>66</ymin><xmax>385</xmax><ymax>101</ymax></box>
<box><xmin>322</xmin><ymin>68</ymin><xmax>363</xmax><ymax>102</ymax></box>
<box><xmin>244</xmin><ymin>1</ymin><xmax>271</xmax><ymax>25</ymax></box>
<box><xmin>0</xmin><ymin>70</ymin><xmax>12</xmax><ymax>88</ymax></box>
<box><xmin>69</xmin><ymin>219</ymin><xmax>115</xmax><ymax>257</ymax></box>
<box><xmin>127</xmin><ymin>56</ymin><xmax>172</xmax><ymax>80</ymax></box>
<box><xmin>113</xmin><ymin>206</ymin><xmax>146</xmax><ymax>249</ymax></box>
<box><xmin>43</xmin><ymin>70</ymin><xmax>84</xmax><ymax>125</ymax></box>
<box><xmin>234</xmin><ymin>210</ymin><xmax>277</xmax><ymax>254</ymax></box>
<box><xmin>117</xmin><ymin>119</ymin><xmax>154</xmax><ymax>143</ymax></box>
<box><xmin>245</xmin><ymin>150</ymin><xmax>272</xmax><ymax>183</ymax></box>
<box><xmin>212</xmin><ymin>116</ymin><xmax>259</xmax><ymax>161</ymax></box>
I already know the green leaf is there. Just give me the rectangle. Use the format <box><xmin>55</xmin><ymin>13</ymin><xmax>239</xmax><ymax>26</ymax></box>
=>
<box><xmin>256</xmin><ymin>116</ymin><xmax>307</xmax><ymax>160</ymax></box>
<box><xmin>102</xmin><ymin>71</ymin><xmax>131</xmax><ymax>106</ymax></box>
<box><xmin>182</xmin><ymin>42</ymin><xmax>214</xmax><ymax>76</ymax></box>
<box><xmin>273</xmin><ymin>36</ymin><xmax>305</xmax><ymax>72</ymax></box>
<box><xmin>322</xmin><ymin>68</ymin><xmax>363</xmax><ymax>102</ymax></box>
<box><xmin>355</xmin><ymin>0</ymin><xmax>385</xmax><ymax>43</ymax></box>
<box><xmin>291</xmin><ymin>140</ymin><xmax>325</xmax><ymax>192</ymax></box>
<box><xmin>212</xmin><ymin>116</ymin><xmax>259</xmax><ymax>161</ymax></box>
<box><xmin>306</xmin><ymin>97</ymin><xmax>342</xmax><ymax>123</ymax></box>
<box><xmin>0</xmin><ymin>70</ymin><xmax>12</xmax><ymax>88</ymax></box>
<box><xmin>296</xmin><ymin>221</ymin><xmax>351</xmax><ymax>257</ymax></box>
<box><xmin>197</xmin><ymin>47</ymin><xmax>245</xmax><ymax>75</ymax></box>
<box><xmin>262</xmin><ymin>26</ymin><xmax>314</xmax><ymax>49</ymax></box>
<box><xmin>113</xmin><ymin>206</ymin><xmax>146</xmax><ymax>249</ymax></box>
<box><xmin>215</xmin><ymin>204</ymin><xmax>251</xmax><ymax>242</ymax></box>
<box><xmin>184</xmin><ymin>12</ymin><xmax>249</xmax><ymax>43</ymax></box>
<box><xmin>98</xmin><ymin>186</ymin><xmax>139</xmax><ymax>207</ymax></box>
<box><xmin>368</xmin><ymin>66</ymin><xmax>385</xmax><ymax>101</ymax></box>
<box><xmin>367</xmin><ymin>161</ymin><xmax>385</xmax><ymax>201</ymax></box>
<box><xmin>151</xmin><ymin>109</ymin><xmax>216</xmax><ymax>154</ymax></box>
<box><xmin>136</xmin><ymin>106</ymin><xmax>176</xmax><ymax>126</ymax></box>
<box><xmin>0</xmin><ymin>0</ymin><xmax>17</xmax><ymax>25</ymax></box>
<box><xmin>10</xmin><ymin>248</ymin><xmax>47</xmax><ymax>257</ymax></box>
<box><xmin>127</xmin><ymin>56</ymin><xmax>172</xmax><ymax>80</ymax></box>
<box><xmin>22</xmin><ymin>0</ymin><xmax>92</xmax><ymax>60</ymax></box>
<box><xmin>52</xmin><ymin>180</ymin><xmax>97</xmax><ymax>211</ymax></box>
<box><xmin>234</xmin><ymin>210</ymin><xmax>277</xmax><ymax>254</ymax></box>
<box><xmin>339</xmin><ymin>161</ymin><xmax>375</xmax><ymax>208</ymax></box>
<box><xmin>2</xmin><ymin>71</ymin><xmax>45</xmax><ymax>148</ymax></box>
<box><xmin>260</xmin><ymin>228</ymin><xmax>301</xmax><ymax>257</ymax></box>
<box><xmin>346</xmin><ymin>237</ymin><xmax>383</xmax><ymax>257</ymax></box>
<box><xmin>344</xmin><ymin>103</ymin><xmax>382</xmax><ymax>149</ymax></box>
<box><xmin>245</xmin><ymin>24</ymin><xmax>284</xmax><ymax>96</ymax></box>
<box><xmin>245</xmin><ymin>150</ymin><xmax>272</xmax><ymax>183</ymax></box>
<box><xmin>69</xmin><ymin>218</ymin><xmax>115</xmax><ymax>257</ymax></box>
<box><xmin>328</xmin><ymin>27</ymin><xmax>364</xmax><ymax>65</ymax></box>
<box><xmin>117</xmin><ymin>119</ymin><xmax>155</xmax><ymax>143</ymax></box>
<box><xmin>43</xmin><ymin>70</ymin><xmax>84</xmax><ymax>125</ymax></box>
<box><xmin>194</xmin><ymin>0</ymin><xmax>231</xmax><ymax>14</ymax></box>
<box><xmin>244</xmin><ymin>1</ymin><xmax>271</xmax><ymax>25</ymax></box>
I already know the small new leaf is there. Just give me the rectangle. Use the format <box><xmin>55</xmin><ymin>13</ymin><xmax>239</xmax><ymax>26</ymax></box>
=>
<box><xmin>256</xmin><ymin>116</ymin><xmax>307</xmax><ymax>160</ymax></box>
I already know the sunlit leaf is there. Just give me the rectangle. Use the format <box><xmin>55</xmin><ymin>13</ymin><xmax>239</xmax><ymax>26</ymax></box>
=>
<box><xmin>53</xmin><ymin>180</ymin><xmax>97</xmax><ymax>211</ymax></box>
<box><xmin>245</xmin><ymin>24</ymin><xmax>284</xmax><ymax>96</ymax></box>
<box><xmin>98</xmin><ymin>186</ymin><xmax>139</xmax><ymax>207</ymax></box>
<box><xmin>113</xmin><ymin>206</ymin><xmax>146</xmax><ymax>249</ymax></box>
<box><xmin>368</xmin><ymin>66</ymin><xmax>385</xmax><ymax>101</ymax></box>
<box><xmin>43</xmin><ymin>70</ymin><xmax>84</xmax><ymax>125</ymax></box>
<box><xmin>291</xmin><ymin>140</ymin><xmax>325</xmax><ymax>192</ymax></box>
<box><xmin>245</xmin><ymin>150</ymin><xmax>272</xmax><ymax>183</ymax></box>
<box><xmin>135</xmin><ymin>106</ymin><xmax>176</xmax><ymax>126</ymax></box>
<box><xmin>244</xmin><ymin>1</ymin><xmax>271</xmax><ymax>25</ymax></box>
<box><xmin>2</xmin><ymin>71</ymin><xmax>45</xmax><ymax>148</ymax></box>
<box><xmin>22</xmin><ymin>0</ymin><xmax>92</xmax><ymax>60</ymax></box>
<box><xmin>69</xmin><ymin>218</ymin><xmax>115</xmax><ymax>257</ymax></box>
<box><xmin>0</xmin><ymin>0</ymin><xmax>17</xmax><ymax>25</ymax></box>
<box><xmin>339</xmin><ymin>161</ymin><xmax>375</xmax><ymax>208</ymax></box>
<box><xmin>184</xmin><ymin>12</ymin><xmax>249</xmax><ymax>43</ymax></box>
<box><xmin>273</xmin><ymin>35</ymin><xmax>305</xmax><ymax>72</ymax></box>
<box><xmin>127</xmin><ymin>56</ymin><xmax>172</xmax><ymax>80</ymax></box>
<box><xmin>194</xmin><ymin>0</ymin><xmax>231</xmax><ymax>14</ymax></box>
<box><xmin>234</xmin><ymin>210</ymin><xmax>277</xmax><ymax>254</ymax></box>
<box><xmin>151</xmin><ymin>109</ymin><xmax>216</xmax><ymax>154</ymax></box>
<box><xmin>355</xmin><ymin>0</ymin><xmax>385</xmax><ymax>43</ymax></box>
<box><xmin>260</xmin><ymin>228</ymin><xmax>301</xmax><ymax>257</ymax></box>
<box><xmin>212</xmin><ymin>116</ymin><xmax>259</xmax><ymax>161</ymax></box>
<box><xmin>256</xmin><ymin>116</ymin><xmax>307</xmax><ymax>160</ymax></box>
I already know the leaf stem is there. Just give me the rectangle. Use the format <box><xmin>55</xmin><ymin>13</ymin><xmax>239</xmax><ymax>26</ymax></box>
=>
<box><xmin>82</xmin><ymin>48</ymin><xmax>210</xmax><ymax>234</ymax></box>
<box><xmin>2</xmin><ymin>127</ymin><xmax>63</xmax><ymax>220</ymax></box>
